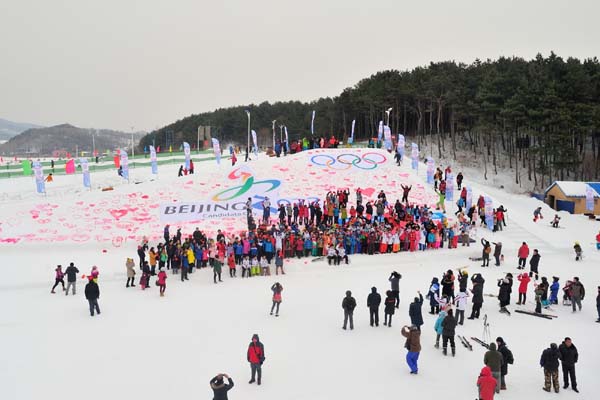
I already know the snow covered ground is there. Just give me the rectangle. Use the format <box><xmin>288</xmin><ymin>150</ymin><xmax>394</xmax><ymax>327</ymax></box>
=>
<box><xmin>1</xmin><ymin>148</ymin><xmax>599</xmax><ymax>400</ymax></box>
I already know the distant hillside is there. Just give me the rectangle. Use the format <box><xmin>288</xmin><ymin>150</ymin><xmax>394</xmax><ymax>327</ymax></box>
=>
<box><xmin>0</xmin><ymin>124</ymin><xmax>146</xmax><ymax>157</ymax></box>
<box><xmin>0</xmin><ymin>118</ymin><xmax>43</xmax><ymax>140</ymax></box>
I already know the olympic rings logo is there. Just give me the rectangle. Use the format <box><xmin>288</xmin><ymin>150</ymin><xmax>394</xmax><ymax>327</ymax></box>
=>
<box><xmin>310</xmin><ymin>152</ymin><xmax>387</xmax><ymax>170</ymax></box>
<box><xmin>211</xmin><ymin>167</ymin><xmax>281</xmax><ymax>201</ymax></box>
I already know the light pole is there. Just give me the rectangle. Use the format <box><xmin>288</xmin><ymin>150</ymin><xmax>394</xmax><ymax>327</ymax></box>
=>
<box><xmin>197</xmin><ymin>126</ymin><xmax>201</xmax><ymax>153</ymax></box>
<box><xmin>385</xmin><ymin>107</ymin><xmax>393</xmax><ymax>126</ymax></box>
<box><xmin>245</xmin><ymin>110</ymin><xmax>250</xmax><ymax>161</ymax></box>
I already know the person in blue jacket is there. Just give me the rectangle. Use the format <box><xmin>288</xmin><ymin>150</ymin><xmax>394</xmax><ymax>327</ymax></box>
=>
<box><xmin>549</xmin><ymin>276</ymin><xmax>560</xmax><ymax>305</ymax></box>
<box><xmin>427</xmin><ymin>277</ymin><xmax>441</xmax><ymax>314</ymax></box>
<box><xmin>233</xmin><ymin>240</ymin><xmax>243</xmax><ymax>265</ymax></box>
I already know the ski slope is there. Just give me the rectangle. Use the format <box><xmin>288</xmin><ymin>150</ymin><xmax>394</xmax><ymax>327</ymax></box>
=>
<box><xmin>1</xmin><ymin>148</ymin><xmax>599</xmax><ymax>400</ymax></box>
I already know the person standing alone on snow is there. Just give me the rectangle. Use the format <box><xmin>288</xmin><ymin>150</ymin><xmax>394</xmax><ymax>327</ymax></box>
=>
<box><xmin>247</xmin><ymin>334</ymin><xmax>265</xmax><ymax>385</ymax></box>
<box><xmin>125</xmin><ymin>258</ymin><xmax>136</xmax><ymax>288</ymax></box>
<box><xmin>401</xmin><ymin>325</ymin><xmax>421</xmax><ymax>374</ymax></box>
<box><xmin>342</xmin><ymin>290</ymin><xmax>356</xmax><ymax>330</ymax></box>
<box><xmin>367</xmin><ymin>287</ymin><xmax>381</xmax><ymax>327</ymax></box>
<box><xmin>270</xmin><ymin>283</ymin><xmax>283</xmax><ymax>316</ymax></box>
<box><xmin>84</xmin><ymin>276</ymin><xmax>100</xmax><ymax>317</ymax></box>
<box><xmin>64</xmin><ymin>262</ymin><xmax>79</xmax><ymax>295</ymax></box>
<box><xmin>157</xmin><ymin>268</ymin><xmax>167</xmax><ymax>297</ymax></box>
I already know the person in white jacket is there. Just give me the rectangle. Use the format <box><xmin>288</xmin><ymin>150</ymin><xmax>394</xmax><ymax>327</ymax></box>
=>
<box><xmin>453</xmin><ymin>289</ymin><xmax>470</xmax><ymax>325</ymax></box>
<box><xmin>336</xmin><ymin>243</ymin><xmax>348</xmax><ymax>265</ymax></box>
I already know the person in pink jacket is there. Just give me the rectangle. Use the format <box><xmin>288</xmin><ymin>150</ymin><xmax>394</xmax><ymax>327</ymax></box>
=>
<box><xmin>516</xmin><ymin>272</ymin><xmax>531</xmax><ymax>305</ymax></box>
<box><xmin>157</xmin><ymin>269</ymin><xmax>167</xmax><ymax>297</ymax></box>
<box><xmin>517</xmin><ymin>242</ymin><xmax>529</xmax><ymax>269</ymax></box>
<box><xmin>51</xmin><ymin>265</ymin><xmax>65</xmax><ymax>294</ymax></box>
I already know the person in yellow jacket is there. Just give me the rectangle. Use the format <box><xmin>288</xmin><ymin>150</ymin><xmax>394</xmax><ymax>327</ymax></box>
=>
<box><xmin>187</xmin><ymin>247</ymin><xmax>195</xmax><ymax>273</ymax></box>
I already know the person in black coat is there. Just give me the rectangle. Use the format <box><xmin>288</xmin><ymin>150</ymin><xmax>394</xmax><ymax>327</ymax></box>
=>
<box><xmin>441</xmin><ymin>309</ymin><xmax>457</xmax><ymax>356</ymax></box>
<box><xmin>558</xmin><ymin>337</ymin><xmax>579</xmax><ymax>392</ymax></box>
<box><xmin>84</xmin><ymin>277</ymin><xmax>100</xmax><ymax>317</ymax></box>
<box><xmin>529</xmin><ymin>249</ymin><xmax>541</xmax><ymax>280</ymax></box>
<box><xmin>441</xmin><ymin>270</ymin><xmax>455</xmax><ymax>301</ymax></box>
<box><xmin>457</xmin><ymin>268</ymin><xmax>468</xmax><ymax>292</ymax></box>
<box><xmin>540</xmin><ymin>343</ymin><xmax>561</xmax><ymax>393</ymax></box>
<box><xmin>384</xmin><ymin>290</ymin><xmax>395</xmax><ymax>327</ymax></box>
<box><xmin>366</xmin><ymin>287</ymin><xmax>381</xmax><ymax>327</ymax></box>
<box><xmin>342</xmin><ymin>290</ymin><xmax>356</xmax><ymax>330</ymax></box>
<box><xmin>408</xmin><ymin>292</ymin><xmax>424</xmax><ymax>331</ymax></box>
<box><xmin>468</xmin><ymin>273</ymin><xmax>485</xmax><ymax>319</ymax></box>
<box><xmin>496</xmin><ymin>337</ymin><xmax>514</xmax><ymax>390</ymax></box>
<box><xmin>210</xmin><ymin>374</ymin><xmax>234</xmax><ymax>400</ymax></box>
<box><xmin>497</xmin><ymin>273</ymin><xmax>513</xmax><ymax>315</ymax></box>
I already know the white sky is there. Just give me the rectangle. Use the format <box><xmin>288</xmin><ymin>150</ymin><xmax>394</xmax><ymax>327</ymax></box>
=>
<box><xmin>0</xmin><ymin>0</ymin><xmax>598</xmax><ymax>131</ymax></box>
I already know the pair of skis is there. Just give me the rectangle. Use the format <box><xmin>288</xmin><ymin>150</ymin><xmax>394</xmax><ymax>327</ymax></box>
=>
<box><xmin>458</xmin><ymin>335</ymin><xmax>472</xmax><ymax>351</ymax></box>
<box><xmin>514</xmin><ymin>309</ymin><xmax>557</xmax><ymax>320</ymax></box>
<box><xmin>470</xmin><ymin>337</ymin><xmax>490</xmax><ymax>349</ymax></box>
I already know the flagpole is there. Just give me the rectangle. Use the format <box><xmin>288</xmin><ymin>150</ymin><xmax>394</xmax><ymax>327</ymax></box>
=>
<box><xmin>246</xmin><ymin>111</ymin><xmax>250</xmax><ymax>161</ymax></box>
<box><xmin>272</xmin><ymin>120</ymin><xmax>276</xmax><ymax>148</ymax></box>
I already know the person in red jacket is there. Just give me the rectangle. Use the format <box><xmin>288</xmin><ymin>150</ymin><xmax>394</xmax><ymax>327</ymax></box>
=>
<box><xmin>477</xmin><ymin>366</ymin><xmax>497</xmax><ymax>400</ymax></box>
<box><xmin>596</xmin><ymin>231</ymin><xmax>600</xmax><ymax>250</ymax></box>
<box><xmin>157</xmin><ymin>269</ymin><xmax>167</xmax><ymax>297</ymax></box>
<box><xmin>227</xmin><ymin>253</ymin><xmax>236</xmax><ymax>277</ymax></box>
<box><xmin>517</xmin><ymin>272</ymin><xmax>531</xmax><ymax>305</ymax></box>
<box><xmin>517</xmin><ymin>242</ymin><xmax>529</xmax><ymax>269</ymax></box>
<box><xmin>247</xmin><ymin>334</ymin><xmax>265</xmax><ymax>385</ymax></box>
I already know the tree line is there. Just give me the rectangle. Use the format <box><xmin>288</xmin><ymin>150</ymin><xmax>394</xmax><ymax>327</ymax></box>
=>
<box><xmin>140</xmin><ymin>52</ymin><xmax>600</xmax><ymax>189</ymax></box>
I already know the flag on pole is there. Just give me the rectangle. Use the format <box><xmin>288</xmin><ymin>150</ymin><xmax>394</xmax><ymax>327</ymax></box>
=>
<box><xmin>183</xmin><ymin>142</ymin><xmax>190</xmax><ymax>170</ymax></box>
<box><xmin>33</xmin><ymin>161</ymin><xmax>45</xmax><ymax>193</ymax></box>
<box><xmin>272</xmin><ymin>121</ymin><xmax>276</xmax><ymax>148</ymax></box>
<box><xmin>377</xmin><ymin>121</ymin><xmax>384</xmax><ymax>142</ymax></box>
<box><xmin>120</xmin><ymin>150</ymin><xmax>129</xmax><ymax>180</ymax></box>
<box><xmin>251</xmin><ymin>130</ymin><xmax>258</xmax><ymax>156</ymax></box>
<box><xmin>212</xmin><ymin>138</ymin><xmax>221</xmax><ymax>164</ymax></box>
<box><xmin>311</xmin><ymin>110</ymin><xmax>315</xmax><ymax>135</ymax></box>
<box><xmin>466</xmin><ymin>186</ymin><xmax>473</xmax><ymax>210</ymax></box>
<box><xmin>65</xmin><ymin>159</ymin><xmax>76</xmax><ymax>174</ymax></box>
<box><xmin>80</xmin><ymin>157</ymin><xmax>91</xmax><ymax>188</ymax></box>
<box><xmin>284</xmin><ymin>126</ymin><xmax>289</xmax><ymax>152</ymax></box>
<box><xmin>21</xmin><ymin>160</ymin><xmax>33</xmax><ymax>176</ymax></box>
<box><xmin>150</xmin><ymin>145</ymin><xmax>158</xmax><ymax>174</ymax></box>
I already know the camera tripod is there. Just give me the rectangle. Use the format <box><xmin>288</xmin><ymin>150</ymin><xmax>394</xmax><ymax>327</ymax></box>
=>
<box><xmin>482</xmin><ymin>314</ymin><xmax>491</xmax><ymax>343</ymax></box>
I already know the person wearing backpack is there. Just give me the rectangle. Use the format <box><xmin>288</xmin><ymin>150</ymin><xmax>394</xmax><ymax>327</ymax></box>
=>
<box><xmin>342</xmin><ymin>290</ymin><xmax>357</xmax><ymax>330</ymax></box>
<box><xmin>496</xmin><ymin>337</ymin><xmax>514</xmax><ymax>391</ymax></box>
<box><xmin>481</xmin><ymin>238</ymin><xmax>491</xmax><ymax>267</ymax></box>
<box><xmin>247</xmin><ymin>334</ymin><xmax>265</xmax><ymax>385</ymax></box>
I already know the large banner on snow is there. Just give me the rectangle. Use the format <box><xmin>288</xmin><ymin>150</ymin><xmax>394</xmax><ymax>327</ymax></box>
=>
<box><xmin>80</xmin><ymin>157</ymin><xmax>91</xmax><ymax>188</ymax></box>
<box><xmin>484</xmin><ymin>195</ymin><xmax>494</xmax><ymax>230</ymax></box>
<box><xmin>183</xmin><ymin>142</ymin><xmax>190</xmax><ymax>170</ymax></box>
<box><xmin>120</xmin><ymin>150</ymin><xmax>129</xmax><ymax>180</ymax></box>
<box><xmin>397</xmin><ymin>134</ymin><xmax>405</xmax><ymax>158</ymax></box>
<box><xmin>426</xmin><ymin>157</ymin><xmax>434</xmax><ymax>184</ymax></box>
<box><xmin>212</xmin><ymin>138</ymin><xmax>221</xmax><ymax>164</ymax></box>
<box><xmin>445</xmin><ymin>172</ymin><xmax>454</xmax><ymax>201</ymax></box>
<box><xmin>466</xmin><ymin>186</ymin><xmax>473</xmax><ymax>210</ymax></box>
<box><xmin>383</xmin><ymin>125</ymin><xmax>392</xmax><ymax>150</ymax></box>
<box><xmin>251</xmin><ymin>130</ymin><xmax>258</xmax><ymax>156</ymax></box>
<box><xmin>33</xmin><ymin>161</ymin><xmax>45</xmax><ymax>194</ymax></box>
<box><xmin>411</xmin><ymin>143</ymin><xmax>419</xmax><ymax>171</ymax></box>
<box><xmin>150</xmin><ymin>145</ymin><xmax>158</xmax><ymax>174</ymax></box>
<box><xmin>586</xmin><ymin>184</ymin><xmax>594</xmax><ymax>211</ymax></box>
